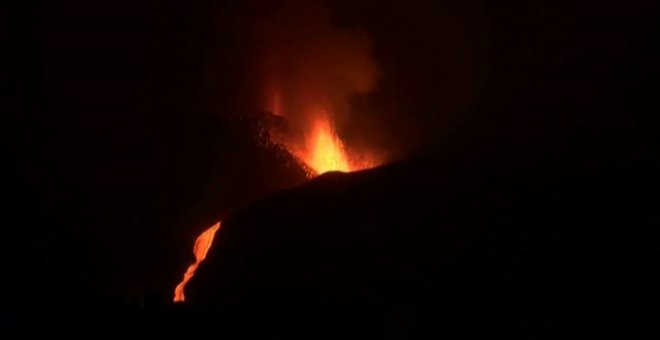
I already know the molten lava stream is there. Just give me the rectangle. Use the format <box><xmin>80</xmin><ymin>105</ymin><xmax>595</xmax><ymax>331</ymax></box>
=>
<box><xmin>173</xmin><ymin>221</ymin><xmax>221</xmax><ymax>302</ymax></box>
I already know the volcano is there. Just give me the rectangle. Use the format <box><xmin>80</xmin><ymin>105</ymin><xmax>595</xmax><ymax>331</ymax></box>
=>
<box><xmin>177</xmin><ymin>128</ymin><xmax>655</xmax><ymax>338</ymax></box>
<box><xmin>4</xmin><ymin>0</ymin><xmax>657</xmax><ymax>337</ymax></box>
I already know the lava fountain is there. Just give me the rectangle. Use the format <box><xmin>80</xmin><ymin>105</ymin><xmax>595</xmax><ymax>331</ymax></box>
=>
<box><xmin>289</xmin><ymin>112</ymin><xmax>377</xmax><ymax>177</ymax></box>
<box><xmin>305</xmin><ymin>115</ymin><xmax>350</xmax><ymax>173</ymax></box>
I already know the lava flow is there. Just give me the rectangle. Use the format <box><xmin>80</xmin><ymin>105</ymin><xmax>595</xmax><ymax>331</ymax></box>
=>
<box><xmin>173</xmin><ymin>221</ymin><xmax>221</xmax><ymax>302</ymax></box>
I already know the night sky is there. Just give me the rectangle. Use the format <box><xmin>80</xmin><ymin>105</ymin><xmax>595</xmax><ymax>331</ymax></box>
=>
<box><xmin>4</xmin><ymin>0</ymin><xmax>658</xmax><ymax>336</ymax></box>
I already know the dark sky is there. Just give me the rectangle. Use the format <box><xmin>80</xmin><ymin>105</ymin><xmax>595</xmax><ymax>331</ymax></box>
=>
<box><xmin>4</xmin><ymin>0</ymin><xmax>657</xmax><ymax>314</ymax></box>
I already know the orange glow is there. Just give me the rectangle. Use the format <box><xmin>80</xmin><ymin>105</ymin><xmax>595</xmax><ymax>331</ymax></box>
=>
<box><xmin>291</xmin><ymin>113</ymin><xmax>377</xmax><ymax>176</ymax></box>
<box><xmin>303</xmin><ymin>115</ymin><xmax>350</xmax><ymax>174</ymax></box>
<box><xmin>173</xmin><ymin>221</ymin><xmax>221</xmax><ymax>302</ymax></box>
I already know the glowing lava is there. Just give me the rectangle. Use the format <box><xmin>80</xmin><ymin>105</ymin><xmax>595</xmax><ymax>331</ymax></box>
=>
<box><xmin>291</xmin><ymin>113</ymin><xmax>376</xmax><ymax>176</ymax></box>
<box><xmin>173</xmin><ymin>221</ymin><xmax>221</xmax><ymax>302</ymax></box>
<box><xmin>302</xmin><ymin>115</ymin><xmax>350</xmax><ymax>174</ymax></box>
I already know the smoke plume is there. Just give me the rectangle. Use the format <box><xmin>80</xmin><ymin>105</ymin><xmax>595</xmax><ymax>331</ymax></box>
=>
<box><xmin>255</xmin><ymin>1</ymin><xmax>379</xmax><ymax>151</ymax></box>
